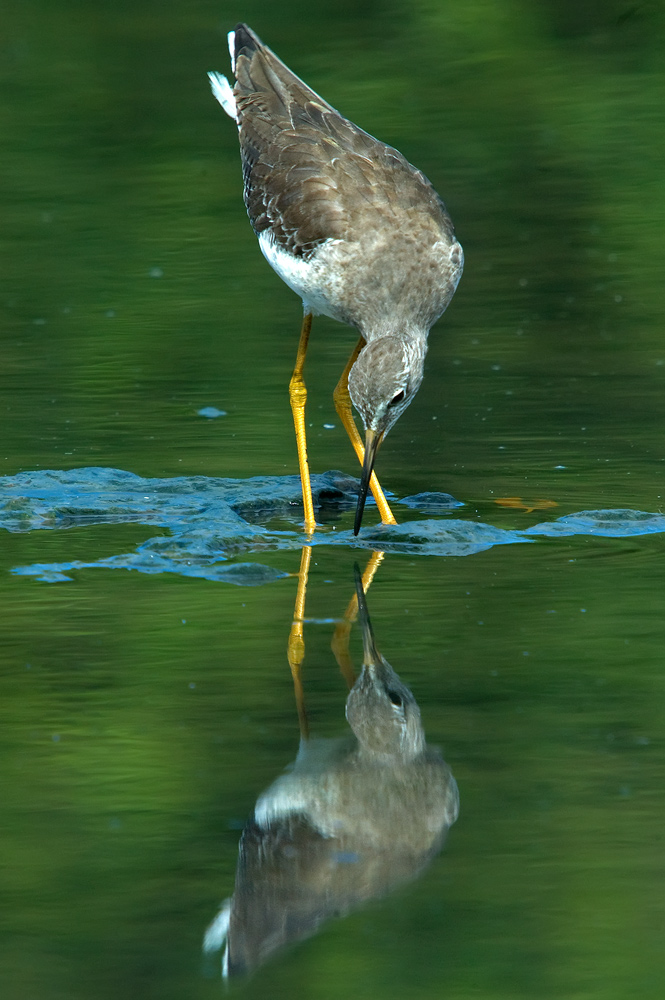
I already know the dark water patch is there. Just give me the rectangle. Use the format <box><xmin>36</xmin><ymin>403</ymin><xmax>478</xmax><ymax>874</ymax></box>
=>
<box><xmin>398</xmin><ymin>492</ymin><xmax>465</xmax><ymax>513</ymax></box>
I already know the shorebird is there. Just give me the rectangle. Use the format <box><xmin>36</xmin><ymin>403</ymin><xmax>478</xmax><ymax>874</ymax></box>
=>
<box><xmin>209</xmin><ymin>24</ymin><xmax>463</xmax><ymax>534</ymax></box>
<box><xmin>203</xmin><ymin>564</ymin><xmax>459</xmax><ymax>976</ymax></box>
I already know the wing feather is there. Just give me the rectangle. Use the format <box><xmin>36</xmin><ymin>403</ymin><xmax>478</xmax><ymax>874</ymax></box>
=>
<box><xmin>226</xmin><ymin>24</ymin><xmax>454</xmax><ymax>258</ymax></box>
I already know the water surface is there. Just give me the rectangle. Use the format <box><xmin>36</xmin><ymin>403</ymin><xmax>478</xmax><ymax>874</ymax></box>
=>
<box><xmin>2</xmin><ymin>2</ymin><xmax>665</xmax><ymax>998</ymax></box>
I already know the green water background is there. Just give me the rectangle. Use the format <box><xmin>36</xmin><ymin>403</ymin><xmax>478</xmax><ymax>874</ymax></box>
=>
<box><xmin>2</xmin><ymin>1</ymin><xmax>665</xmax><ymax>997</ymax></box>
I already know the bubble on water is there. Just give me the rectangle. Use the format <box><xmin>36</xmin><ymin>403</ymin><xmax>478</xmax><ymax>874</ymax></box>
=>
<box><xmin>198</xmin><ymin>407</ymin><xmax>227</xmax><ymax>418</ymax></box>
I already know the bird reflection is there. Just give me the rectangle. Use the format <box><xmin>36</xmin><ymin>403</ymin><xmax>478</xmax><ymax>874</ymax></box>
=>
<box><xmin>203</xmin><ymin>558</ymin><xmax>458</xmax><ymax>977</ymax></box>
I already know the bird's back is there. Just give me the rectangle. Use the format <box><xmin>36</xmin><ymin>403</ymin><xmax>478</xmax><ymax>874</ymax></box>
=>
<box><xmin>230</xmin><ymin>24</ymin><xmax>456</xmax><ymax>262</ymax></box>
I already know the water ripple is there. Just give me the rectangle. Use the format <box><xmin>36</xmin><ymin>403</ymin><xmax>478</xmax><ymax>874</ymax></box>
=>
<box><xmin>2</xmin><ymin>469</ymin><xmax>664</xmax><ymax>584</ymax></box>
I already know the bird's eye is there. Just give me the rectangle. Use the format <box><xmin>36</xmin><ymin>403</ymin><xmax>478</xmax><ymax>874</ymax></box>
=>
<box><xmin>389</xmin><ymin>389</ymin><xmax>406</xmax><ymax>407</ymax></box>
<box><xmin>387</xmin><ymin>689</ymin><xmax>403</xmax><ymax>707</ymax></box>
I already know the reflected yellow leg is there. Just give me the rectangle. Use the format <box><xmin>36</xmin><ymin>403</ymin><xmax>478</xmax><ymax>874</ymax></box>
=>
<box><xmin>331</xmin><ymin>550</ymin><xmax>385</xmax><ymax>688</ymax></box>
<box><xmin>333</xmin><ymin>338</ymin><xmax>397</xmax><ymax>526</ymax></box>
<box><xmin>287</xmin><ymin>545</ymin><xmax>311</xmax><ymax>738</ymax></box>
<box><xmin>289</xmin><ymin>312</ymin><xmax>316</xmax><ymax>534</ymax></box>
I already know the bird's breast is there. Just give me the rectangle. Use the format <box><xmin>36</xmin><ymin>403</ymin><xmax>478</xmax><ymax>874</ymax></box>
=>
<box><xmin>319</xmin><ymin>228</ymin><xmax>463</xmax><ymax>336</ymax></box>
<box><xmin>257</xmin><ymin>223</ymin><xmax>462</xmax><ymax>337</ymax></box>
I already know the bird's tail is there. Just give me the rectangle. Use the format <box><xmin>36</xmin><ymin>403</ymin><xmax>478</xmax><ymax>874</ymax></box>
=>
<box><xmin>224</xmin><ymin>23</ymin><xmax>337</xmax><ymax>118</ymax></box>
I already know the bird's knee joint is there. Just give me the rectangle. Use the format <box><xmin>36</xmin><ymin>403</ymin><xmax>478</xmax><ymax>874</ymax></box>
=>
<box><xmin>289</xmin><ymin>377</ymin><xmax>307</xmax><ymax>408</ymax></box>
<box><xmin>333</xmin><ymin>388</ymin><xmax>352</xmax><ymax>415</ymax></box>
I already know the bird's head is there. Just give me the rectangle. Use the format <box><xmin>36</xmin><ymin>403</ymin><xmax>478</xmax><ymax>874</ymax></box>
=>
<box><xmin>348</xmin><ymin>335</ymin><xmax>426</xmax><ymax>534</ymax></box>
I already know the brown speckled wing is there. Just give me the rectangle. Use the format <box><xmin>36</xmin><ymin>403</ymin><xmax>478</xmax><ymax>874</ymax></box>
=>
<box><xmin>230</xmin><ymin>24</ymin><xmax>454</xmax><ymax>259</ymax></box>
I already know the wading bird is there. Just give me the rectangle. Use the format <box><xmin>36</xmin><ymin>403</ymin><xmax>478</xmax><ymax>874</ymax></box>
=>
<box><xmin>209</xmin><ymin>24</ymin><xmax>463</xmax><ymax>533</ymax></box>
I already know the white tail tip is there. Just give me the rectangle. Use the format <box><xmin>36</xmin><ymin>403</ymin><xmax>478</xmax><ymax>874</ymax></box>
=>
<box><xmin>208</xmin><ymin>72</ymin><xmax>237</xmax><ymax>121</ymax></box>
<box><xmin>227</xmin><ymin>29</ymin><xmax>236</xmax><ymax>72</ymax></box>
<box><xmin>203</xmin><ymin>898</ymin><xmax>232</xmax><ymax>954</ymax></box>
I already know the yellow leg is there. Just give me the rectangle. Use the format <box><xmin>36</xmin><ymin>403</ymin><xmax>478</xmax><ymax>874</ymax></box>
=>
<box><xmin>287</xmin><ymin>545</ymin><xmax>312</xmax><ymax>738</ymax></box>
<box><xmin>331</xmin><ymin>550</ymin><xmax>385</xmax><ymax>688</ymax></box>
<box><xmin>333</xmin><ymin>338</ymin><xmax>397</xmax><ymax>526</ymax></box>
<box><xmin>289</xmin><ymin>312</ymin><xmax>316</xmax><ymax>534</ymax></box>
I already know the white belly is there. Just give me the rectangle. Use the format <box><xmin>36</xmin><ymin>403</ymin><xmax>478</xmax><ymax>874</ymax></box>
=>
<box><xmin>258</xmin><ymin>232</ymin><xmax>346</xmax><ymax>321</ymax></box>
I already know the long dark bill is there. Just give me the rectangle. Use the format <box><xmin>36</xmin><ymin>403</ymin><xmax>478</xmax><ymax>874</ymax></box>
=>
<box><xmin>353</xmin><ymin>563</ymin><xmax>380</xmax><ymax>665</ymax></box>
<box><xmin>353</xmin><ymin>428</ymin><xmax>383</xmax><ymax>535</ymax></box>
